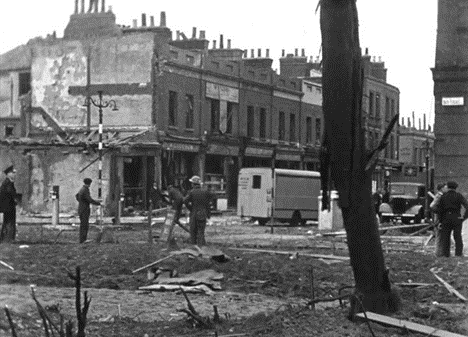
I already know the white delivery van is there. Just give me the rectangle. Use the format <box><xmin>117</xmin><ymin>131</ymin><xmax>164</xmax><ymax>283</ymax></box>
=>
<box><xmin>237</xmin><ymin>168</ymin><xmax>321</xmax><ymax>226</ymax></box>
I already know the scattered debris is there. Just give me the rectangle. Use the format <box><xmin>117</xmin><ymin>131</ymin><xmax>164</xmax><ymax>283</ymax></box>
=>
<box><xmin>394</xmin><ymin>282</ymin><xmax>435</xmax><ymax>288</ymax></box>
<box><xmin>355</xmin><ymin>311</ymin><xmax>467</xmax><ymax>337</ymax></box>
<box><xmin>229</xmin><ymin>247</ymin><xmax>350</xmax><ymax>261</ymax></box>
<box><xmin>430</xmin><ymin>268</ymin><xmax>467</xmax><ymax>302</ymax></box>
<box><xmin>153</xmin><ymin>269</ymin><xmax>224</xmax><ymax>290</ymax></box>
<box><xmin>19</xmin><ymin>245</ymin><xmax>29</xmax><ymax>249</ymax></box>
<box><xmin>323</xmin><ymin>223</ymin><xmax>429</xmax><ymax>236</ymax></box>
<box><xmin>139</xmin><ymin>284</ymin><xmax>215</xmax><ymax>295</ymax></box>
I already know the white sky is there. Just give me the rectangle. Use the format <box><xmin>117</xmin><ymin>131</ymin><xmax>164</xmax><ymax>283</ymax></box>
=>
<box><xmin>0</xmin><ymin>0</ymin><xmax>438</xmax><ymax>127</ymax></box>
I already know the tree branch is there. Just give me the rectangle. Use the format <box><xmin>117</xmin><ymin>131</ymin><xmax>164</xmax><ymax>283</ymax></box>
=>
<box><xmin>4</xmin><ymin>306</ymin><xmax>18</xmax><ymax>337</ymax></box>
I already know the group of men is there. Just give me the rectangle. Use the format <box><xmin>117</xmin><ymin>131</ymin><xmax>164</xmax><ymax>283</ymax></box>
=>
<box><xmin>76</xmin><ymin>174</ymin><xmax>215</xmax><ymax>245</ymax></box>
<box><xmin>430</xmin><ymin>181</ymin><xmax>468</xmax><ymax>257</ymax></box>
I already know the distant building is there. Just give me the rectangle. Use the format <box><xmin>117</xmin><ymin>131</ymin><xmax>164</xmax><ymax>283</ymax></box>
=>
<box><xmin>0</xmin><ymin>1</ymin><xmax>323</xmax><ymax>213</ymax></box>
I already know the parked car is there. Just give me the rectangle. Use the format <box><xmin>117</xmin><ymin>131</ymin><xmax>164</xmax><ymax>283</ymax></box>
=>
<box><xmin>378</xmin><ymin>182</ymin><xmax>429</xmax><ymax>225</ymax></box>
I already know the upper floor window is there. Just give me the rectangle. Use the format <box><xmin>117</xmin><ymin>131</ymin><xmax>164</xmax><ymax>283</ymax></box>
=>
<box><xmin>19</xmin><ymin>72</ymin><xmax>31</xmax><ymax>96</ymax></box>
<box><xmin>279</xmin><ymin>111</ymin><xmax>285</xmax><ymax>141</ymax></box>
<box><xmin>375</xmin><ymin>93</ymin><xmax>381</xmax><ymax>120</ymax></box>
<box><xmin>289</xmin><ymin>113</ymin><xmax>296</xmax><ymax>142</ymax></box>
<box><xmin>185</xmin><ymin>94</ymin><xmax>194</xmax><ymax>129</ymax></box>
<box><xmin>259</xmin><ymin>108</ymin><xmax>267</xmax><ymax>139</ymax></box>
<box><xmin>369</xmin><ymin>91</ymin><xmax>374</xmax><ymax>117</ymax></box>
<box><xmin>385</xmin><ymin>97</ymin><xmax>390</xmax><ymax>121</ymax></box>
<box><xmin>315</xmin><ymin>118</ymin><xmax>321</xmax><ymax>143</ymax></box>
<box><xmin>391</xmin><ymin>99</ymin><xmax>395</xmax><ymax>118</ymax></box>
<box><xmin>4</xmin><ymin>125</ymin><xmax>14</xmax><ymax>137</ymax></box>
<box><xmin>306</xmin><ymin>117</ymin><xmax>312</xmax><ymax>143</ymax></box>
<box><xmin>209</xmin><ymin>98</ymin><xmax>220</xmax><ymax>132</ymax></box>
<box><xmin>226</xmin><ymin>102</ymin><xmax>237</xmax><ymax>134</ymax></box>
<box><xmin>168</xmin><ymin>91</ymin><xmax>178</xmax><ymax>126</ymax></box>
<box><xmin>247</xmin><ymin>106</ymin><xmax>255</xmax><ymax>137</ymax></box>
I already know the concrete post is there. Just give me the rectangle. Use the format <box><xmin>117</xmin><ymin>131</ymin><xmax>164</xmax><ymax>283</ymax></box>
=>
<box><xmin>51</xmin><ymin>186</ymin><xmax>60</xmax><ymax>226</ymax></box>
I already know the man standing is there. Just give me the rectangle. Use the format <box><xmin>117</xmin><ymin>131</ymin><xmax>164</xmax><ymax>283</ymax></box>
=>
<box><xmin>430</xmin><ymin>182</ymin><xmax>447</xmax><ymax>257</ymax></box>
<box><xmin>76</xmin><ymin>178</ymin><xmax>100</xmax><ymax>243</ymax></box>
<box><xmin>438</xmin><ymin>181</ymin><xmax>468</xmax><ymax>257</ymax></box>
<box><xmin>0</xmin><ymin>166</ymin><xmax>18</xmax><ymax>243</ymax></box>
<box><xmin>184</xmin><ymin>176</ymin><xmax>215</xmax><ymax>246</ymax></box>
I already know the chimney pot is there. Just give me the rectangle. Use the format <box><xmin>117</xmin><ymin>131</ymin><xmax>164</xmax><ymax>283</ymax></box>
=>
<box><xmin>378</xmin><ymin>56</ymin><xmax>382</xmax><ymax>62</ymax></box>
<box><xmin>192</xmin><ymin>27</ymin><xmax>197</xmax><ymax>39</ymax></box>
<box><xmin>419</xmin><ymin>118</ymin><xmax>421</xmax><ymax>130</ymax></box>
<box><xmin>266</xmin><ymin>49</ymin><xmax>270</xmax><ymax>58</ymax></box>
<box><xmin>220</xmin><ymin>34</ymin><xmax>224</xmax><ymax>49</ymax></box>
<box><xmin>251</xmin><ymin>49</ymin><xmax>254</xmax><ymax>58</ymax></box>
<box><xmin>243</xmin><ymin>50</ymin><xmax>248</xmax><ymax>58</ymax></box>
<box><xmin>282</xmin><ymin>49</ymin><xmax>285</xmax><ymax>57</ymax></box>
<box><xmin>407</xmin><ymin>117</ymin><xmax>411</xmax><ymax>128</ymax></box>
<box><xmin>295</xmin><ymin>48</ymin><xmax>298</xmax><ymax>57</ymax></box>
<box><xmin>372</xmin><ymin>56</ymin><xmax>376</xmax><ymax>62</ymax></box>
<box><xmin>401</xmin><ymin>117</ymin><xmax>405</xmax><ymax>126</ymax></box>
<box><xmin>160</xmin><ymin>11</ymin><xmax>166</xmax><ymax>27</ymax></box>
<box><xmin>142</xmin><ymin>13</ymin><xmax>147</xmax><ymax>27</ymax></box>
<box><xmin>94</xmin><ymin>0</ymin><xmax>98</xmax><ymax>12</ymax></box>
<box><xmin>75</xmin><ymin>0</ymin><xmax>79</xmax><ymax>14</ymax></box>
<box><xmin>213</xmin><ymin>40</ymin><xmax>217</xmax><ymax>49</ymax></box>
<box><xmin>301</xmin><ymin>48</ymin><xmax>305</xmax><ymax>57</ymax></box>
<box><xmin>133</xmin><ymin>19</ymin><xmax>138</xmax><ymax>28</ymax></box>
<box><xmin>423</xmin><ymin>114</ymin><xmax>427</xmax><ymax>130</ymax></box>
<box><xmin>227</xmin><ymin>39</ymin><xmax>231</xmax><ymax>49</ymax></box>
<box><xmin>150</xmin><ymin>16</ymin><xmax>155</xmax><ymax>26</ymax></box>
<box><xmin>365</xmin><ymin>47</ymin><xmax>369</xmax><ymax>55</ymax></box>
<box><xmin>258</xmin><ymin>48</ymin><xmax>261</xmax><ymax>57</ymax></box>
<box><xmin>108</xmin><ymin>5</ymin><xmax>112</xmax><ymax>12</ymax></box>
<box><xmin>199</xmin><ymin>30</ymin><xmax>206</xmax><ymax>39</ymax></box>
<box><xmin>101</xmin><ymin>0</ymin><xmax>105</xmax><ymax>12</ymax></box>
<box><xmin>81</xmin><ymin>0</ymin><xmax>84</xmax><ymax>13</ymax></box>
<box><xmin>176</xmin><ymin>30</ymin><xmax>180</xmax><ymax>40</ymax></box>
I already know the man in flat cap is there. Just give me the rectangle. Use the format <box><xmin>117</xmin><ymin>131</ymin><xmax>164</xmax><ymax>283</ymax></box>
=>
<box><xmin>0</xmin><ymin>165</ymin><xmax>18</xmax><ymax>243</ymax></box>
<box><xmin>437</xmin><ymin>181</ymin><xmax>468</xmax><ymax>257</ymax></box>
<box><xmin>183</xmin><ymin>175</ymin><xmax>215</xmax><ymax>246</ymax></box>
<box><xmin>76</xmin><ymin>178</ymin><xmax>101</xmax><ymax>243</ymax></box>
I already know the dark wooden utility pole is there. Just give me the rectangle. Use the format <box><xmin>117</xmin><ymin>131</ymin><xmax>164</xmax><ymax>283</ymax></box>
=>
<box><xmin>319</xmin><ymin>0</ymin><xmax>400</xmax><ymax>315</ymax></box>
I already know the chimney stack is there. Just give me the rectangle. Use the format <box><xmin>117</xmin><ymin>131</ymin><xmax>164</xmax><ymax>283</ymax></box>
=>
<box><xmin>81</xmin><ymin>0</ymin><xmax>84</xmax><ymax>13</ymax></box>
<box><xmin>401</xmin><ymin>117</ymin><xmax>405</xmax><ymax>126</ymax></box>
<box><xmin>365</xmin><ymin>47</ymin><xmax>369</xmax><ymax>55</ymax></box>
<box><xmin>75</xmin><ymin>0</ymin><xmax>78</xmax><ymax>14</ymax></box>
<box><xmin>192</xmin><ymin>27</ymin><xmax>197</xmax><ymax>39</ymax></box>
<box><xmin>142</xmin><ymin>13</ymin><xmax>147</xmax><ymax>27</ymax></box>
<box><xmin>101</xmin><ymin>0</ymin><xmax>105</xmax><ymax>12</ymax></box>
<box><xmin>258</xmin><ymin>48</ymin><xmax>261</xmax><ymax>57</ymax></box>
<box><xmin>150</xmin><ymin>16</ymin><xmax>155</xmax><ymax>26</ymax></box>
<box><xmin>412</xmin><ymin>111</ymin><xmax>415</xmax><ymax>129</ymax></box>
<box><xmin>301</xmin><ymin>48</ymin><xmax>305</xmax><ymax>57</ymax></box>
<box><xmin>423</xmin><ymin>114</ymin><xmax>427</xmax><ymax>130</ymax></box>
<box><xmin>250</xmin><ymin>49</ymin><xmax>254</xmax><ymax>58</ymax></box>
<box><xmin>419</xmin><ymin>118</ymin><xmax>421</xmax><ymax>130</ymax></box>
<box><xmin>199</xmin><ymin>30</ymin><xmax>206</xmax><ymax>39</ymax></box>
<box><xmin>220</xmin><ymin>34</ymin><xmax>224</xmax><ymax>49</ymax></box>
<box><xmin>227</xmin><ymin>39</ymin><xmax>231</xmax><ymax>49</ymax></box>
<box><xmin>243</xmin><ymin>50</ymin><xmax>248</xmax><ymax>58</ymax></box>
<box><xmin>282</xmin><ymin>49</ymin><xmax>285</xmax><ymax>57</ymax></box>
<box><xmin>94</xmin><ymin>0</ymin><xmax>98</xmax><ymax>12</ymax></box>
<box><xmin>266</xmin><ymin>49</ymin><xmax>270</xmax><ymax>58</ymax></box>
<box><xmin>213</xmin><ymin>40</ymin><xmax>217</xmax><ymax>49</ymax></box>
<box><xmin>160</xmin><ymin>11</ymin><xmax>166</xmax><ymax>27</ymax></box>
<box><xmin>295</xmin><ymin>48</ymin><xmax>298</xmax><ymax>57</ymax></box>
<box><xmin>133</xmin><ymin>19</ymin><xmax>138</xmax><ymax>28</ymax></box>
<box><xmin>176</xmin><ymin>30</ymin><xmax>180</xmax><ymax>40</ymax></box>
<box><xmin>407</xmin><ymin>117</ymin><xmax>411</xmax><ymax>128</ymax></box>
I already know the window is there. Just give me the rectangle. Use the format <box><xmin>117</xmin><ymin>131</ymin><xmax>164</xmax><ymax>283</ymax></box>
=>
<box><xmin>315</xmin><ymin>118</ymin><xmax>321</xmax><ymax>143</ymax></box>
<box><xmin>170</xmin><ymin>50</ymin><xmax>179</xmax><ymax>59</ymax></box>
<box><xmin>316</xmin><ymin>87</ymin><xmax>322</xmax><ymax>94</ymax></box>
<box><xmin>390</xmin><ymin>99</ymin><xmax>395</xmax><ymax>119</ymax></box>
<box><xmin>168</xmin><ymin>91</ymin><xmax>178</xmax><ymax>126</ymax></box>
<box><xmin>185</xmin><ymin>94</ymin><xmax>194</xmax><ymax>129</ymax></box>
<box><xmin>247</xmin><ymin>106</ymin><xmax>255</xmax><ymax>137</ymax></box>
<box><xmin>306</xmin><ymin>117</ymin><xmax>312</xmax><ymax>143</ymax></box>
<box><xmin>209</xmin><ymin>98</ymin><xmax>220</xmax><ymax>132</ymax></box>
<box><xmin>390</xmin><ymin>135</ymin><xmax>395</xmax><ymax>159</ymax></box>
<box><xmin>375</xmin><ymin>94</ymin><xmax>381</xmax><ymax>120</ymax></box>
<box><xmin>212</xmin><ymin>61</ymin><xmax>220</xmax><ymax>69</ymax></box>
<box><xmin>19</xmin><ymin>72</ymin><xmax>31</xmax><ymax>96</ymax></box>
<box><xmin>252</xmin><ymin>175</ymin><xmax>262</xmax><ymax>189</ymax></box>
<box><xmin>290</xmin><ymin>113</ymin><xmax>296</xmax><ymax>142</ymax></box>
<box><xmin>5</xmin><ymin>125</ymin><xmax>14</xmax><ymax>137</ymax></box>
<box><xmin>307</xmin><ymin>84</ymin><xmax>313</xmax><ymax>92</ymax></box>
<box><xmin>385</xmin><ymin>97</ymin><xmax>390</xmax><ymax>121</ymax></box>
<box><xmin>279</xmin><ymin>111</ymin><xmax>285</xmax><ymax>141</ymax></box>
<box><xmin>186</xmin><ymin>55</ymin><xmax>194</xmax><ymax>64</ymax></box>
<box><xmin>369</xmin><ymin>91</ymin><xmax>374</xmax><ymax>116</ymax></box>
<box><xmin>290</xmin><ymin>82</ymin><xmax>296</xmax><ymax>89</ymax></box>
<box><xmin>259</xmin><ymin>108</ymin><xmax>266</xmax><ymax>139</ymax></box>
<box><xmin>226</xmin><ymin>102</ymin><xmax>237</xmax><ymax>134</ymax></box>
<box><xmin>226</xmin><ymin>64</ymin><xmax>234</xmax><ymax>72</ymax></box>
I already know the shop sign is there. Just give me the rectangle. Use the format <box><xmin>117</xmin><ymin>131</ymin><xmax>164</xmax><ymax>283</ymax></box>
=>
<box><xmin>206</xmin><ymin>82</ymin><xmax>239</xmax><ymax>103</ymax></box>
<box><xmin>276</xmin><ymin>153</ymin><xmax>300</xmax><ymax>161</ymax></box>
<box><xmin>208</xmin><ymin>144</ymin><xmax>239</xmax><ymax>156</ymax></box>
<box><xmin>442</xmin><ymin>97</ymin><xmax>464</xmax><ymax>106</ymax></box>
<box><xmin>245</xmin><ymin>147</ymin><xmax>273</xmax><ymax>157</ymax></box>
<box><xmin>164</xmin><ymin>142</ymin><xmax>199</xmax><ymax>152</ymax></box>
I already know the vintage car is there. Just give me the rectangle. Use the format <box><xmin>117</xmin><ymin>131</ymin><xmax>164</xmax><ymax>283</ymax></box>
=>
<box><xmin>378</xmin><ymin>182</ymin><xmax>428</xmax><ymax>224</ymax></box>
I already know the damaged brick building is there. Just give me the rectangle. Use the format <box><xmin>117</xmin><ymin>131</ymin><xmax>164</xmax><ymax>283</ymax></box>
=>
<box><xmin>0</xmin><ymin>0</ymin><xmax>323</xmax><ymax>214</ymax></box>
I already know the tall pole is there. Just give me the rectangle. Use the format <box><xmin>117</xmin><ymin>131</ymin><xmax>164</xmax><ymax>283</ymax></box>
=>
<box><xmin>98</xmin><ymin>91</ymin><xmax>103</xmax><ymax>226</ymax></box>
<box><xmin>425</xmin><ymin>138</ymin><xmax>430</xmax><ymax>223</ymax></box>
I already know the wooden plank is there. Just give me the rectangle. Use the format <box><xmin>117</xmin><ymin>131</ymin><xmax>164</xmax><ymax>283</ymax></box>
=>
<box><xmin>323</xmin><ymin>223</ymin><xmax>430</xmax><ymax>236</ymax></box>
<box><xmin>355</xmin><ymin>312</ymin><xmax>467</xmax><ymax>337</ymax></box>
<box><xmin>394</xmin><ymin>282</ymin><xmax>435</xmax><ymax>288</ymax></box>
<box><xmin>431</xmin><ymin>270</ymin><xmax>467</xmax><ymax>302</ymax></box>
<box><xmin>0</xmin><ymin>260</ymin><xmax>14</xmax><ymax>270</ymax></box>
<box><xmin>425</xmin><ymin>234</ymin><xmax>434</xmax><ymax>246</ymax></box>
<box><xmin>132</xmin><ymin>254</ymin><xmax>175</xmax><ymax>274</ymax></box>
<box><xmin>229</xmin><ymin>247</ymin><xmax>350</xmax><ymax>261</ymax></box>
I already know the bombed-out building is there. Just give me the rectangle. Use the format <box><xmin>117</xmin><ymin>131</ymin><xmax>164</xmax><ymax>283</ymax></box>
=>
<box><xmin>0</xmin><ymin>0</ymin><xmax>323</xmax><ymax>214</ymax></box>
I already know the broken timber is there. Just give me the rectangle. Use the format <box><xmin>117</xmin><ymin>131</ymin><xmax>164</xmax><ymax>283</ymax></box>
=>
<box><xmin>323</xmin><ymin>223</ymin><xmax>430</xmax><ymax>236</ymax></box>
<box><xmin>0</xmin><ymin>260</ymin><xmax>14</xmax><ymax>270</ymax></box>
<box><xmin>229</xmin><ymin>248</ymin><xmax>349</xmax><ymax>261</ymax></box>
<box><xmin>132</xmin><ymin>254</ymin><xmax>176</xmax><ymax>274</ymax></box>
<box><xmin>355</xmin><ymin>311</ymin><xmax>467</xmax><ymax>337</ymax></box>
<box><xmin>431</xmin><ymin>270</ymin><xmax>467</xmax><ymax>302</ymax></box>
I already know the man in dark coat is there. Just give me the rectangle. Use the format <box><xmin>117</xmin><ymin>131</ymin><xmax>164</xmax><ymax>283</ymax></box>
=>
<box><xmin>0</xmin><ymin>165</ymin><xmax>18</xmax><ymax>243</ymax></box>
<box><xmin>184</xmin><ymin>176</ymin><xmax>215</xmax><ymax>246</ymax></box>
<box><xmin>438</xmin><ymin>181</ymin><xmax>468</xmax><ymax>257</ymax></box>
<box><xmin>76</xmin><ymin>178</ymin><xmax>100</xmax><ymax>243</ymax></box>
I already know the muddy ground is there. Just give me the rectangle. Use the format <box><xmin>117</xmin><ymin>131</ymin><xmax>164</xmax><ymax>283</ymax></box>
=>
<box><xmin>0</xmin><ymin>216</ymin><xmax>468</xmax><ymax>336</ymax></box>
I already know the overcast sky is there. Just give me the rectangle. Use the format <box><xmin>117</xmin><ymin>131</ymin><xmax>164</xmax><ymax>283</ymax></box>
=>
<box><xmin>0</xmin><ymin>0</ymin><xmax>438</xmax><ymax>127</ymax></box>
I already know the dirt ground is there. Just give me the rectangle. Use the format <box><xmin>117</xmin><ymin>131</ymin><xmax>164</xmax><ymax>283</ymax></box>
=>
<box><xmin>1</xmin><ymin>215</ymin><xmax>468</xmax><ymax>336</ymax></box>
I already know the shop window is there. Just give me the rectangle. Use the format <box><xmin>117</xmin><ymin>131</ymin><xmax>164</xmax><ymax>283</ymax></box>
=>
<box><xmin>168</xmin><ymin>91</ymin><xmax>178</xmax><ymax>126</ymax></box>
<box><xmin>252</xmin><ymin>175</ymin><xmax>261</xmax><ymax>189</ymax></box>
<box><xmin>5</xmin><ymin>125</ymin><xmax>14</xmax><ymax>137</ymax></box>
<box><xmin>185</xmin><ymin>94</ymin><xmax>194</xmax><ymax>129</ymax></box>
<box><xmin>247</xmin><ymin>106</ymin><xmax>255</xmax><ymax>137</ymax></box>
<box><xmin>259</xmin><ymin>108</ymin><xmax>266</xmax><ymax>139</ymax></box>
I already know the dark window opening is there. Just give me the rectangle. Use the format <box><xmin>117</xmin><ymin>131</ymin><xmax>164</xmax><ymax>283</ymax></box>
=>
<box><xmin>210</xmin><ymin>98</ymin><xmax>220</xmax><ymax>132</ymax></box>
<box><xmin>5</xmin><ymin>125</ymin><xmax>14</xmax><ymax>137</ymax></box>
<box><xmin>385</xmin><ymin>97</ymin><xmax>390</xmax><ymax>121</ymax></box>
<box><xmin>289</xmin><ymin>113</ymin><xmax>296</xmax><ymax>142</ymax></box>
<box><xmin>252</xmin><ymin>175</ymin><xmax>261</xmax><ymax>189</ymax></box>
<box><xmin>279</xmin><ymin>111</ymin><xmax>285</xmax><ymax>141</ymax></box>
<box><xmin>259</xmin><ymin>108</ymin><xmax>266</xmax><ymax>139</ymax></box>
<box><xmin>375</xmin><ymin>93</ymin><xmax>381</xmax><ymax>120</ymax></box>
<box><xmin>306</xmin><ymin>117</ymin><xmax>312</xmax><ymax>143</ymax></box>
<box><xmin>185</xmin><ymin>94</ymin><xmax>194</xmax><ymax>129</ymax></box>
<box><xmin>19</xmin><ymin>72</ymin><xmax>31</xmax><ymax>96</ymax></box>
<box><xmin>168</xmin><ymin>91</ymin><xmax>178</xmax><ymax>126</ymax></box>
<box><xmin>247</xmin><ymin>105</ymin><xmax>255</xmax><ymax>137</ymax></box>
<box><xmin>315</xmin><ymin>118</ymin><xmax>321</xmax><ymax>143</ymax></box>
<box><xmin>369</xmin><ymin>91</ymin><xmax>374</xmax><ymax>116</ymax></box>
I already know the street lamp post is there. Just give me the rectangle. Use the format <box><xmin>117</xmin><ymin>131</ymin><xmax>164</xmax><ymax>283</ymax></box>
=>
<box><xmin>83</xmin><ymin>90</ymin><xmax>118</xmax><ymax>226</ymax></box>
